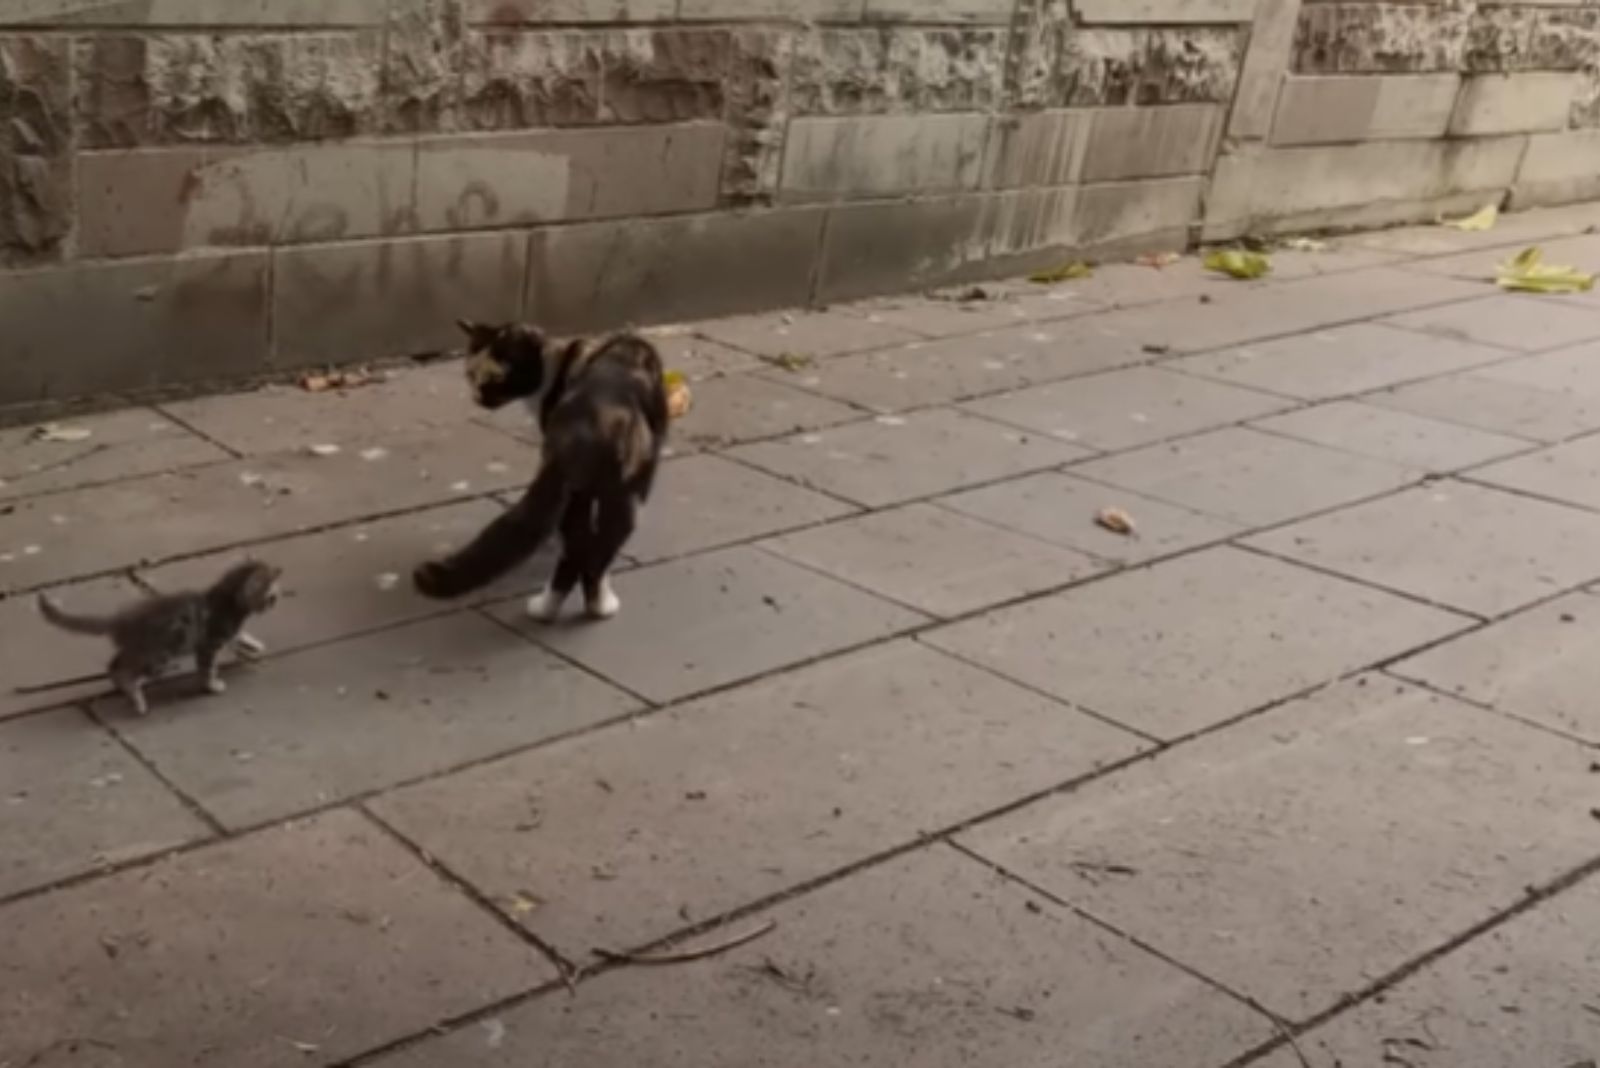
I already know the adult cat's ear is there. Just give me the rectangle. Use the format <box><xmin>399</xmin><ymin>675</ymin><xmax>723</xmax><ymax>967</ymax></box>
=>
<box><xmin>456</xmin><ymin>318</ymin><xmax>478</xmax><ymax>336</ymax></box>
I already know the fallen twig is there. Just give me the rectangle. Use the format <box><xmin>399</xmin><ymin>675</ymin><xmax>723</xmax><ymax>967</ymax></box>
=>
<box><xmin>594</xmin><ymin>920</ymin><xmax>776</xmax><ymax>966</ymax></box>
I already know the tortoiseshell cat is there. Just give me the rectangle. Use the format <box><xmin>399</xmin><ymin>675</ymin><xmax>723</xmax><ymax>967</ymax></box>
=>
<box><xmin>412</xmin><ymin>320</ymin><xmax>668</xmax><ymax>622</ymax></box>
<box><xmin>38</xmin><ymin>560</ymin><xmax>282</xmax><ymax>715</ymax></box>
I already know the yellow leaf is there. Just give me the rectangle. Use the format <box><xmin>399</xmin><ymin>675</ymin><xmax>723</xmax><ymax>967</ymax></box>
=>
<box><xmin>1441</xmin><ymin>203</ymin><xmax>1498</xmax><ymax>232</ymax></box>
<box><xmin>1495</xmin><ymin>246</ymin><xmax>1595</xmax><ymax>294</ymax></box>
<box><xmin>1029</xmin><ymin>261</ymin><xmax>1094</xmax><ymax>284</ymax></box>
<box><xmin>1202</xmin><ymin>249</ymin><xmax>1271</xmax><ymax>280</ymax></box>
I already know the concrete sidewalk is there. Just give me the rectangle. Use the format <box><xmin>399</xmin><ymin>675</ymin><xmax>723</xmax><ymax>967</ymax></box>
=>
<box><xmin>7</xmin><ymin>204</ymin><xmax>1600</xmax><ymax>1068</ymax></box>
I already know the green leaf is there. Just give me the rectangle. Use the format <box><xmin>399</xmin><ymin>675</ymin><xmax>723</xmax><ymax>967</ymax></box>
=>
<box><xmin>1495</xmin><ymin>246</ymin><xmax>1595</xmax><ymax>294</ymax></box>
<box><xmin>1029</xmin><ymin>261</ymin><xmax>1094</xmax><ymax>284</ymax></box>
<box><xmin>1441</xmin><ymin>203</ymin><xmax>1498</xmax><ymax>232</ymax></box>
<box><xmin>1202</xmin><ymin>249</ymin><xmax>1271</xmax><ymax>280</ymax></box>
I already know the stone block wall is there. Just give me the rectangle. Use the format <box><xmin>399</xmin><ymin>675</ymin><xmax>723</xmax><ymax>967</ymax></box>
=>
<box><xmin>1</xmin><ymin>0</ymin><xmax>1597</xmax><ymax>408</ymax></box>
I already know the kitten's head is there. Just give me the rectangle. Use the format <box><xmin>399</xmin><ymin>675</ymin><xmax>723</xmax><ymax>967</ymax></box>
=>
<box><xmin>457</xmin><ymin>319</ymin><xmax>548</xmax><ymax>410</ymax></box>
<box><xmin>215</xmin><ymin>560</ymin><xmax>283</xmax><ymax>615</ymax></box>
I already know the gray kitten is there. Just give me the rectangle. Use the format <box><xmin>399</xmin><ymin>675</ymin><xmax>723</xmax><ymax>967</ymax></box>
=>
<box><xmin>37</xmin><ymin>560</ymin><xmax>283</xmax><ymax>715</ymax></box>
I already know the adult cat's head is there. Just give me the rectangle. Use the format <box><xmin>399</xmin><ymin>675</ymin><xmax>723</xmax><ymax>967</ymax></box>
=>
<box><xmin>456</xmin><ymin>319</ymin><xmax>549</xmax><ymax>410</ymax></box>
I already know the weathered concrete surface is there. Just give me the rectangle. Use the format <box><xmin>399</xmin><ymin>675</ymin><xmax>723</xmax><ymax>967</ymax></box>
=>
<box><xmin>9</xmin><ymin>228</ymin><xmax>1600</xmax><ymax>1068</ymax></box>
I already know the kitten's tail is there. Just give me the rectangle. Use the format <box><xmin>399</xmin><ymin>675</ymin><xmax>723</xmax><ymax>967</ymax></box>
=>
<box><xmin>37</xmin><ymin>594</ymin><xmax>115</xmax><ymax>636</ymax></box>
<box><xmin>413</xmin><ymin>462</ymin><xmax>570</xmax><ymax>600</ymax></box>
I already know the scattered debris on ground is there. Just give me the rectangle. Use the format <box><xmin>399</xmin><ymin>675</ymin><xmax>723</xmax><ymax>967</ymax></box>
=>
<box><xmin>1496</xmin><ymin>247</ymin><xmax>1595</xmax><ymax>294</ymax></box>
<box><xmin>1029</xmin><ymin>261</ymin><xmax>1094</xmax><ymax>284</ymax></box>
<box><xmin>1281</xmin><ymin>236</ymin><xmax>1329</xmax><ymax>252</ymax></box>
<box><xmin>594</xmin><ymin>919</ymin><xmax>777</xmax><ymax>966</ymax></box>
<box><xmin>760</xmin><ymin>352</ymin><xmax>816</xmax><ymax>373</ymax></box>
<box><xmin>1135</xmin><ymin>251</ymin><xmax>1182</xmax><ymax>268</ymax></box>
<box><xmin>928</xmin><ymin>285</ymin><xmax>996</xmax><ymax>302</ymax></box>
<box><xmin>1095</xmin><ymin>507</ymin><xmax>1137</xmax><ymax>537</ymax></box>
<box><xmin>1203</xmin><ymin>249</ymin><xmax>1271</xmax><ymax>280</ymax></box>
<box><xmin>30</xmin><ymin>423</ymin><xmax>93</xmax><ymax>444</ymax></box>
<box><xmin>299</xmin><ymin>368</ymin><xmax>385</xmax><ymax>393</ymax></box>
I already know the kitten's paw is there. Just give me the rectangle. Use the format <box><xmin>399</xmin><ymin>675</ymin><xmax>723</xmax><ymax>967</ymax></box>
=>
<box><xmin>585</xmin><ymin>579</ymin><xmax>621</xmax><ymax>621</ymax></box>
<box><xmin>205</xmin><ymin>677</ymin><xmax>228</xmax><ymax>695</ymax></box>
<box><xmin>526</xmin><ymin>586</ymin><xmax>566</xmax><ymax>624</ymax></box>
<box><xmin>412</xmin><ymin>561</ymin><xmax>458</xmax><ymax>600</ymax></box>
<box><xmin>234</xmin><ymin>633</ymin><xmax>267</xmax><ymax>659</ymax></box>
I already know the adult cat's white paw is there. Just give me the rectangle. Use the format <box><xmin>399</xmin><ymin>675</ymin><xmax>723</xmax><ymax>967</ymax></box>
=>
<box><xmin>205</xmin><ymin>677</ymin><xmax>228</xmax><ymax>695</ymax></box>
<box><xmin>235</xmin><ymin>632</ymin><xmax>267</xmax><ymax>659</ymax></box>
<box><xmin>526</xmin><ymin>586</ymin><xmax>567</xmax><ymax>623</ymax></box>
<box><xmin>585</xmin><ymin>578</ymin><xmax>621</xmax><ymax>620</ymax></box>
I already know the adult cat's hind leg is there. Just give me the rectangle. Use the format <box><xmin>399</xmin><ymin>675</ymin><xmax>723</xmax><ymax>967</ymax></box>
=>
<box><xmin>528</xmin><ymin>495</ymin><xmax>594</xmax><ymax>623</ymax></box>
<box><xmin>583</xmin><ymin>494</ymin><xmax>636</xmax><ymax>620</ymax></box>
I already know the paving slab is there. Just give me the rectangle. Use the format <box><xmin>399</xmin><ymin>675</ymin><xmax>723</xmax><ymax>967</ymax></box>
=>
<box><xmin>0</xmin><ymin>707</ymin><xmax>211</xmax><ymax>900</ymax></box>
<box><xmin>1257</xmin><ymin>872</ymin><xmax>1600</xmax><ymax>1068</ymax></box>
<box><xmin>1</xmin><ymin>576</ymin><xmax>147</xmax><ymax>720</ymax></box>
<box><xmin>731</xmin><ymin>409</ymin><xmax>1090</xmax><ymax>509</ymax></box>
<box><xmin>1088</xmin><ymin>269</ymin><xmax>1483</xmax><ymax>356</ymax></box>
<box><xmin>1169</xmin><ymin>321</ymin><xmax>1513</xmax><ymax>400</ymax></box>
<box><xmin>1470</xmin><ymin>339</ymin><xmax>1600</xmax><ymax>397</ymax></box>
<box><xmin>937</xmin><ymin>471</ymin><xmax>1244</xmax><ymax>566</ymax></box>
<box><xmin>924</xmin><ymin>546</ymin><xmax>1466</xmax><ymax>740</ymax></box>
<box><xmin>629</xmin><ymin>453</ymin><xmax>855</xmax><ymax>564</ymax></box>
<box><xmin>1071</xmin><ymin>426</ymin><xmax>1417</xmax><ymax>527</ymax></box>
<box><xmin>1393</xmin><ymin>592</ymin><xmax>1600</xmax><ymax>744</ymax></box>
<box><xmin>762</xmin><ymin>503</ymin><xmax>1105</xmax><ymax>618</ymax></box>
<box><xmin>671</xmin><ymin>373</ymin><xmax>862</xmax><ymax>450</ymax></box>
<box><xmin>0</xmin><ymin>408</ymin><xmax>229</xmax><ymax>502</ymax></box>
<box><xmin>140</xmin><ymin>499</ymin><xmax>545</xmax><ymax>656</ymax></box>
<box><xmin>697</xmin><ymin>309</ymin><xmax>922</xmax><ymax>360</ymax></box>
<box><xmin>493</xmin><ymin>545</ymin><xmax>924</xmax><ymax>704</ymax></box>
<box><xmin>1368</xmin><ymin>369</ymin><xmax>1600</xmax><ymax>443</ymax></box>
<box><xmin>157</xmin><ymin>362</ymin><xmax>495</xmax><ymax>456</ymax></box>
<box><xmin>369</xmin><ymin>847</ymin><xmax>1270</xmax><ymax>1068</ymax></box>
<box><xmin>1352</xmin><ymin>202</ymin><xmax>1600</xmax><ymax>255</ymax></box>
<box><xmin>959</xmin><ymin>676</ymin><xmax>1600</xmax><ymax>1022</ymax></box>
<box><xmin>1470</xmin><ymin>433</ymin><xmax>1600</xmax><ymax>512</ymax></box>
<box><xmin>107</xmin><ymin>613</ymin><xmax>638</xmax><ymax>830</ymax></box>
<box><xmin>1383</xmin><ymin>295</ymin><xmax>1600</xmax><ymax>353</ymax></box>
<box><xmin>1248</xmin><ymin>481</ymin><xmax>1600</xmax><ymax>617</ymax></box>
<box><xmin>1251</xmin><ymin>400</ymin><xmax>1530</xmax><ymax>473</ymax></box>
<box><xmin>0</xmin><ymin>424</ymin><xmax>525</xmax><ymax>592</ymax></box>
<box><xmin>370</xmin><ymin>641</ymin><xmax>1144</xmax><ymax>961</ymax></box>
<box><xmin>0</xmin><ymin>809</ymin><xmax>551</xmax><ymax>1068</ymax></box>
<box><xmin>1401</xmin><ymin>231</ymin><xmax>1600</xmax><ymax>285</ymax></box>
<box><xmin>765</xmin><ymin>317</ymin><xmax>1151</xmax><ymax>415</ymax></box>
<box><xmin>964</xmin><ymin>367</ymin><xmax>1289</xmax><ymax>451</ymax></box>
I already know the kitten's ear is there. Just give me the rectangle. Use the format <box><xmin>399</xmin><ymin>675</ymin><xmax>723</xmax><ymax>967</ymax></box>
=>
<box><xmin>456</xmin><ymin>318</ymin><xmax>478</xmax><ymax>337</ymax></box>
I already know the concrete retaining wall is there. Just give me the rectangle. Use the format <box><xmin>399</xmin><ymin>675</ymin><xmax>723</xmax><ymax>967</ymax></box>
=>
<box><xmin>2</xmin><ymin>0</ymin><xmax>1598</xmax><ymax>408</ymax></box>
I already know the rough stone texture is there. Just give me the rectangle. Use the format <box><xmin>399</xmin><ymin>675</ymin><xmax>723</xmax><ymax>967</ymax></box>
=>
<box><xmin>0</xmin><ymin>36</ymin><xmax>71</xmax><ymax>264</ymax></box>
<box><xmin>1013</xmin><ymin>17</ymin><xmax>1244</xmax><ymax>109</ymax></box>
<box><xmin>74</xmin><ymin>31</ymin><xmax>386</xmax><ymax>148</ymax></box>
<box><xmin>370</xmin><ymin>849</ymin><xmax>1268</xmax><ymax>1068</ymax></box>
<box><xmin>960</xmin><ymin>676</ymin><xmax>1600</xmax><ymax>1021</ymax></box>
<box><xmin>371</xmin><ymin>644</ymin><xmax>1144</xmax><ymax>959</ymax></box>
<box><xmin>4</xmin><ymin>0</ymin><xmax>392</xmax><ymax>25</ymax></box>
<box><xmin>790</xmin><ymin>27</ymin><xmax>1007</xmax><ymax>116</ymax></box>
<box><xmin>1293</xmin><ymin>2</ymin><xmax>1470</xmax><ymax>74</ymax></box>
<box><xmin>0</xmin><ymin>810</ymin><xmax>552</xmax><ymax>1068</ymax></box>
<box><xmin>721</xmin><ymin>28</ymin><xmax>793</xmax><ymax>203</ymax></box>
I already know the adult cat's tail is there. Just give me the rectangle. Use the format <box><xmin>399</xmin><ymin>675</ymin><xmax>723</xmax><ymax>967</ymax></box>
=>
<box><xmin>37</xmin><ymin>594</ymin><xmax>116</xmax><ymax>636</ymax></box>
<box><xmin>412</xmin><ymin>462</ymin><xmax>570</xmax><ymax>600</ymax></box>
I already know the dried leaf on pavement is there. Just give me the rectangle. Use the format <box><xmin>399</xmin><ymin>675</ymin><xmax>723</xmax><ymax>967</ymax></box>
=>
<box><xmin>1135</xmin><ymin>251</ymin><xmax>1182</xmax><ymax>268</ymax></box>
<box><xmin>664</xmin><ymin>370</ymin><xmax>693</xmax><ymax>419</ymax></box>
<box><xmin>31</xmin><ymin>423</ymin><xmax>93</xmax><ymax>443</ymax></box>
<box><xmin>1203</xmin><ymin>249</ymin><xmax>1271</xmax><ymax>280</ymax></box>
<box><xmin>1029</xmin><ymin>261</ymin><xmax>1094</xmax><ymax>284</ymax></box>
<box><xmin>1496</xmin><ymin>246</ymin><xmax>1596</xmax><ymax>294</ymax></box>
<box><xmin>1095</xmin><ymin>507</ymin><xmax>1137</xmax><ymax>536</ymax></box>
<box><xmin>1441</xmin><ymin>203</ymin><xmax>1498</xmax><ymax>232</ymax></box>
